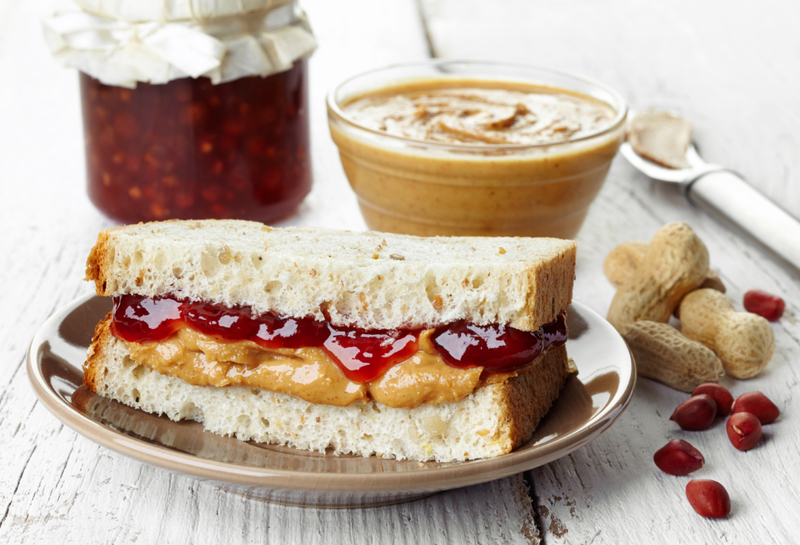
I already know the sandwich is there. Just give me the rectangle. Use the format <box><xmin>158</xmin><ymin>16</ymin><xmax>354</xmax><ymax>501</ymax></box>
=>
<box><xmin>83</xmin><ymin>220</ymin><xmax>576</xmax><ymax>462</ymax></box>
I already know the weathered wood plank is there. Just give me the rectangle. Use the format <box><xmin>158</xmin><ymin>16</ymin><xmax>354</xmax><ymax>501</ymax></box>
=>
<box><xmin>2</xmin><ymin>439</ymin><xmax>539</xmax><ymax>545</ymax></box>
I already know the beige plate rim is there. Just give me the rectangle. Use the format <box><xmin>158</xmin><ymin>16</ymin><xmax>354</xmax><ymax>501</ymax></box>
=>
<box><xmin>27</xmin><ymin>294</ymin><xmax>636</xmax><ymax>495</ymax></box>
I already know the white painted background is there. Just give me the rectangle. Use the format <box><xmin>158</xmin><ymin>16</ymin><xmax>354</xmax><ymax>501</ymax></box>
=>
<box><xmin>2</xmin><ymin>0</ymin><xmax>799</xmax><ymax>543</ymax></box>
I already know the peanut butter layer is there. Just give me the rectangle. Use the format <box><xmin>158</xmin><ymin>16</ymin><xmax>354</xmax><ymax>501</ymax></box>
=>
<box><xmin>124</xmin><ymin>328</ymin><xmax>524</xmax><ymax>409</ymax></box>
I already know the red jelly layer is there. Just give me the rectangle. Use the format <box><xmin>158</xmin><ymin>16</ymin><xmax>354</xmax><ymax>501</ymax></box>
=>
<box><xmin>110</xmin><ymin>294</ymin><xmax>567</xmax><ymax>383</ymax></box>
<box><xmin>430</xmin><ymin>314</ymin><xmax>566</xmax><ymax>372</ymax></box>
<box><xmin>323</xmin><ymin>328</ymin><xmax>419</xmax><ymax>384</ymax></box>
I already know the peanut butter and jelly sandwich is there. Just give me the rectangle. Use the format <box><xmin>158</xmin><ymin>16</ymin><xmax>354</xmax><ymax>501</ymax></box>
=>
<box><xmin>84</xmin><ymin>220</ymin><xmax>575</xmax><ymax>462</ymax></box>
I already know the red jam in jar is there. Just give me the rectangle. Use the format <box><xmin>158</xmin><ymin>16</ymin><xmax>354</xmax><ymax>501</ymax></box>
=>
<box><xmin>80</xmin><ymin>60</ymin><xmax>311</xmax><ymax>224</ymax></box>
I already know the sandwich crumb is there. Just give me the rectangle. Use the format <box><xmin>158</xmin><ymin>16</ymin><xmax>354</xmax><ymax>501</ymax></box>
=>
<box><xmin>499</xmin><ymin>247</ymin><xmax>506</xmax><ymax>254</ymax></box>
<box><xmin>389</xmin><ymin>253</ymin><xmax>405</xmax><ymax>260</ymax></box>
<box><xmin>218</xmin><ymin>245</ymin><xmax>232</xmax><ymax>264</ymax></box>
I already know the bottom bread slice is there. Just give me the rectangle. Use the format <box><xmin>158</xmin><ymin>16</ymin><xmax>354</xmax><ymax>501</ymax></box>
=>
<box><xmin>84</xmin><ymin>321</ymin><xmax>571</xmax><ymax>462</ymax></box>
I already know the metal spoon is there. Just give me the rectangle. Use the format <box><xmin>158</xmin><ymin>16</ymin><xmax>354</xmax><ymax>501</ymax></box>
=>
<box><xmin>621</xmin><ymin>141</ymin><xmax>800</xmax><ymax>273</ymax></box>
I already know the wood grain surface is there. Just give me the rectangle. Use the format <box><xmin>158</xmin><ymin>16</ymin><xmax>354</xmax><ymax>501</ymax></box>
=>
<box><xmin>3</xmin><ymin>0</ymin><xmax>800</xmax><ymax>543</ymax></box>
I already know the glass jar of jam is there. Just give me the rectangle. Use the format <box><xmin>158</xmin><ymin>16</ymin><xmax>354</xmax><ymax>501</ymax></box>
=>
<box><xmin>45</xmin><ymin>1</ymin><xmax>316</xmax><ymax>224</ymax></box>
<box><xmin>80</xmin><ymin>62</ymin><xmax>310</xmax><ymax>223</ymax></box>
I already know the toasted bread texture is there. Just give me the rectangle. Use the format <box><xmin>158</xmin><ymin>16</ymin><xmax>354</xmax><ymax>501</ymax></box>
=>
<box><xmin>85</xmin><ymin>316</ymin><xmax>571</xmax><ymax>462</ymax></box>
<box><xmin>85</xmin><ymin>220</ymin><xmax>576</xmax><ymax>331</ymax></box>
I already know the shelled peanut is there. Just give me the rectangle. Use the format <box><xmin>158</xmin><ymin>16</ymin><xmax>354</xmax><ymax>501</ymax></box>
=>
<box><xmin>686</xmin><ymin>480</ymin><xmax>731</xmax><ymax>518</ymax></box>
<box><xmin>743</xmin><ymin>289</ymin><xmax>785</xmax><ymax>321</ymax></box>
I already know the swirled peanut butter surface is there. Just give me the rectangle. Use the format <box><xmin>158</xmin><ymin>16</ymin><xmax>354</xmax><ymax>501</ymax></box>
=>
<box><xmin>343</xmin><ymin>85</ymin><xmax>615</xmax><ymax>145</ymax></box>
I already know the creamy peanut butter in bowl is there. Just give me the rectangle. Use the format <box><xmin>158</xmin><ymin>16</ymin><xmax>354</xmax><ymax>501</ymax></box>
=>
<box><xmin>327</xmin><ymin>61</ymin><xmax>627</xmax><ymax>238</ymax></box>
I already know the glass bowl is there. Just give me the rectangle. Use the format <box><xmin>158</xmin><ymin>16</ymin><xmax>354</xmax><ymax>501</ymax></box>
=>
<box><xmin>327</xmin><ymin>60</ymin><xmax>627</xmax><ymax>238</ymax></box>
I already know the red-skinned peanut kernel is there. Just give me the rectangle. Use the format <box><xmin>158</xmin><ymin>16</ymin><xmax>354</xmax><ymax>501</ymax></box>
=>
<box><xmin>670</xmin><ymin>394</ymin><xmax>717</xmax><ymax>431</ymax></box>
<box><xmin>686</xmin><ymin>480</ymin><xmax>731</xmax><ymax>518</ymax></box>
<box><xmin>653</xmin><ymin>439</ymin><xmax>705</xmax><ymax>476</ymax></box>
<box><xmin>692</xmin><ymin>383</ymin><xmax>734</xmax><ymax>416</ymax></box>
<box><xmin>743</xmin><ymin>289</ymin><xmax>785</xmax><ymax>321</ymax></box>
<box><xmin>727</xmin><ymin>412</ymin><xmax>762</xmax><ymax>451</ymax></box>
<box><xmin>731</xmin><ymin>392</ymin><xmax>780</xmax><ymax>424</ymax></box>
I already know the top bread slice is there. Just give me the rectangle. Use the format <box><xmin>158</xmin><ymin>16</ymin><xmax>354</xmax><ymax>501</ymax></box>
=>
<box><xmin>86</xmin><ymin>220</ymin><xmax>576</xmax><ymax>331</ymax></box>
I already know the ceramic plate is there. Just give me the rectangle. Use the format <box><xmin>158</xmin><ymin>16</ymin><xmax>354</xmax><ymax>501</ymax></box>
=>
<box><xmin>27</xmin><ymin>295</ymin><xmax>635</xmax><ymax>508</ymax></box>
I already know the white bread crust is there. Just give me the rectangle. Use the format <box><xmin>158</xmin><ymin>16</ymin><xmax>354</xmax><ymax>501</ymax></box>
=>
<box><xmin>86</xmin><ymin>220</ymin><xmax>576</xmax><ymax>331</ymax></box>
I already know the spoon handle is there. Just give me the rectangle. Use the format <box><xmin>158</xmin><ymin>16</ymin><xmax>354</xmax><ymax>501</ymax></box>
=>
<box><xmin>687</xmin><ymin>170</ymin><xmax>800</xmax><ymax>273</ymax></box>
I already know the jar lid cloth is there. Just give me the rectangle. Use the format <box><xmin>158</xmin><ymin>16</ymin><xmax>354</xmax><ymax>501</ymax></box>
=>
<box><xmin>75</xmin><ymin>0</ymin><xmax>296</xmax><ymax>23</ymax></box>
<box><xmin>43</xmin><ymin>1</ymin><xmax>316</xmax><ymax>87</ymax></box>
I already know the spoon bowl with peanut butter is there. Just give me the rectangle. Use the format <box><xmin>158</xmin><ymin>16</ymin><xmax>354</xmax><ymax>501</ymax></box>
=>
<box><xmin>623</xmin><ymin>110</ymin><xmax>800</xmax><ymax>272</ymax></box>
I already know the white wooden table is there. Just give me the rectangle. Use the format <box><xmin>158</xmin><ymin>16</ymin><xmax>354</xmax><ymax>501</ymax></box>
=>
<box><xmin>3</xmin><ymin>0</ymin><xmax>799</xmax><ymax>543</ymax></box>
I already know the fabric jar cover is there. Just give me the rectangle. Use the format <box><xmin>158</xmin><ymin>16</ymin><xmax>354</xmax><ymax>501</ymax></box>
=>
<box><xmin>43</xmin><ymin>0</ymin><xmax>317</xmax><ymax>88</ymax></box>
